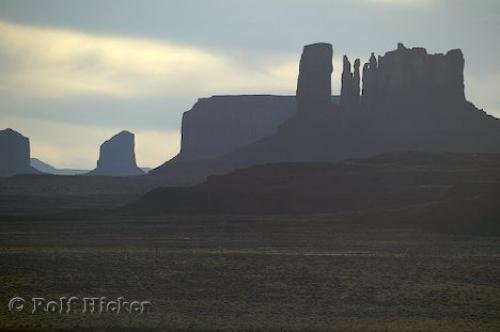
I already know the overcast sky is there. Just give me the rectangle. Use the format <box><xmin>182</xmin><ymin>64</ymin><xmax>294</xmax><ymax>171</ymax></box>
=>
<box><xmin>0</xmin><ymin>0</ymin><xmax>499</xmax><ymax>168</ymax></box>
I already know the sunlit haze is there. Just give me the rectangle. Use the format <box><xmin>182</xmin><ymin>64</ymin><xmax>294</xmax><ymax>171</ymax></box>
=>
<box><xmin>0</xmin><ymin>0</ymin><xmax>499</xmax><ymax>168</ymax></box>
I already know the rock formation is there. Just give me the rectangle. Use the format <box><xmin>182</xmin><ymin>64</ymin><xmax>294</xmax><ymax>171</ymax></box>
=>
<box><xmin>0</xmin><ymin>128</ymin><xmax>39</xmax><ymax>176</ymax></box>
<box><xmin>340</xmin><ymin>56</ymin><xmax>361</xmax><ymax>110</ymax></box>
<box><xmin>178</xmin><ymin>95</ymin><xmax>297</xmax><ymax>161</ymax></box>
<box><xmin>88</xmin><ymin>131</ymin><xmax>144</xmax><ymax>176</ymax></box>
<box><xmin>152</xmin><ymin>94</ymin><xmax>341</xmax><ymax>176</ymax></box>
<box><xmin>361</xmin><ymin>53</ymin><xmax>379</xmax><ymax>111</ymax></box>
<box><xmin>360</xmin><ymin>43</ymin><xmax>466</xmax><ymax>113</ymax></box>
<box><xmin>296</xmin><ymin>43</ymin><xmax>333</xmax><ymax>114</ymax></box>
<box><xmin>353</xmin><ymin>59</ymin><xmax>361</xmax><ymax>105</ymax></box>
<box><xmin>152</xmin><ymin>44</ymin><xmax>337</xmax><ymax>176</ymax></box>
<box><xmin>340</xmin><ymin>55</ymin><xmax>353</xmax><ymax>108</ymax></box>
<box><xmin>152</xmin><ymin>43</ymin><xmax>500</xmax><ymax>183</ymax></box>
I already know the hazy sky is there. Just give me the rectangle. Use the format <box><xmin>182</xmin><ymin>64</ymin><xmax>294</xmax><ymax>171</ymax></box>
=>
<box><xmin>0</xmin><ymin>0</ymin><xmax>499</xmax><ymax>168</ymax></box>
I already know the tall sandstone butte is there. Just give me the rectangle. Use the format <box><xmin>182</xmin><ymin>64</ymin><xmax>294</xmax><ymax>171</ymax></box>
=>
<box><xmin>88</xmin><ymin>131</ymin><xmax>144</xmax><ymax>176</ymax></box>
<box><xmin>341</xmin><ymin>56</ymin><xmax>361</xmax><ymax>110</ymax></box>
<box><xmin>152</xmin><ymin>43</ymin><xmax>500</xmax><ymax>183</ymax></box>
<box><xmin>360</xmin><ymin>43</ymin><xmax>465</xmax><ymax>113</ymax></box>
<box><xmin>283</xmin><ymin>43</ymin><xmax>500</xmax><ymax>157</ymax></box>
<box><xmin>296</xmin><ymin>43</ymin><xmax>333</xmax><ymax>114</ymax></box>
<box><xmin>0</xmin><ymin>128</ymin><xmax>39</xmax><ymax>176</ymax></box>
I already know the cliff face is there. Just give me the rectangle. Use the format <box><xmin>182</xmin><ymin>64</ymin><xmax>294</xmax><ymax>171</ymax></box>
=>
<box><xmin>296</xmin><ymin>43</ymin><xmax>333</xmax><ymax>114</ymax></box>
<box><xmin>152</xmin><ymin>93</ymin><xmax>340</xmax><ymax>176</ymax></box>
<box><xmin>155</xmin><ymin>46</ymin><xmax>339</xmax><ymax>169</ymax></box>
<box><xmin>340</xmin><ymin>56</ymin><xmax>361</xmax><ymax>110</ymax></box>
<box><xmin>177</xmin><ymin>95</ymin><xmax>297</xmax><ymax>162</ymax></box>
<box><xmin>0</xmin><ymin>128</ymin><xmax>39</xmax><ymax>177</ymax></box>
<box><xmin>89</xmin><ymin>131</ymin><xmax>144</xmax><ymax>176</ymax></box>
<box><xmin>255</xmin><ymin>43</ymin><xmax>500</xmax><ymax>161</ymax></box>
<box><xmin>344</xmin><ymin>43</ymin><xmax>465</xmax><ymax>114</ymax></box>
<box><xmin>361</xmin><ymin>43</ymin><xmax>465</xmax><ymax>112</ymax></box>
<box><xmin>152</xmin><ymin>43</ymin><xmax>500</xmax><ymax>182</ymax></box>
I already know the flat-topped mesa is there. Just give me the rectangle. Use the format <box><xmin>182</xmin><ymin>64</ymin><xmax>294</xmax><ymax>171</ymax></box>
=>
<box><xmin>340</xmin><ymin>55</ymin><xmax>361</xmax><ymax>110</ymax></box>
<box><xmin>89</xmin><ymin>130</ymin><xmax>144</xmax><ymax>176</ymax></box>
<box><xmin>296</xmin><ymin>43</ymin><xmax>333</xmax><ymax>114</ymax></box>
<box><xmin>177</xmin><ymin>95</ymin><xmax>297</xmax><ymax>162</ymax></box>
<box><xmin>361</xmin><ymin>43</ymin><xmax>465</xmax><ymax>111</ymax></box>
<box><xmin>0</xmin><ymin>128</ymin><xmax>39</xmax><ymax>176</ymax></box>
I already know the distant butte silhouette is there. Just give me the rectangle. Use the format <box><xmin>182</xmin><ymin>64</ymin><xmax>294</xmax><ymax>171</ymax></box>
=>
<box><xmin>173</xmin><ymin>95</ymin><xmax>341</xmax><ymax>163</ymax></box>
<box><xmin>0</xmin><ymin>128</ymin><xmax>39</xmax><ymax>177</ymax></box>
<box><xmin>177</xmin><ymin>95</ymin><xmax>297</xmax><ymax>162</ymax></box>
<box><xmin>88</xmin><ymin>130</ymin><xmax>144</xmax><ymax>176</ymax></box>
<box><xmin>152</xmin><ymin>42</ymin><xmax>500</xmax><ymax>180</ymax></box>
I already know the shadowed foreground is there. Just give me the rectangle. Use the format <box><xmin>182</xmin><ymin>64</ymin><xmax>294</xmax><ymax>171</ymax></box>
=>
<box><xmin>1</xmin><ymin>215</ymin><xmax>499</xmax><ymax>331</ymax></box>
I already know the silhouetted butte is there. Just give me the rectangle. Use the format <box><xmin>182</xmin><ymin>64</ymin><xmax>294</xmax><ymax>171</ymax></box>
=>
<box><xmin>88</xmin><ymin>131</ymin><xmax>144</xmax><ymax>176</ymax></box>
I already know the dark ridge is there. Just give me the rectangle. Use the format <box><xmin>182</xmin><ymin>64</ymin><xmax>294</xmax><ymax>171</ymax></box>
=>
<box><xmin>127</xmin><ymin>152</ymin><xmax>500</xmax><ymax>235</ymax></box>
<box><xmin>0</xmin><ymin>128</ymin><xmax>40</xmax><ymax>177</ymax></box>
<box><xmin>88</xmin><ymin>130</ymin><xmax>144</xmax><ymax>176</ymax></box>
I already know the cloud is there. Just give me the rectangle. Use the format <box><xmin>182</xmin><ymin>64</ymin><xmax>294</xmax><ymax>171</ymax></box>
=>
<box><xmin>0</xmin><ymin>20</ymin><xmax>300</xmax><ymax>99</ymax></box>
<box><xmin>0</xmin><ymin>20</ymin><xmax>360</xmax><ymax>169</ymax></box>
<box><xmin>135</xmin><ymin>129</ymin><xmax>180</xmax><ymax>169</ymax></box>
<box><xmin>0</xmin><ymin>19</ymin><xmax>359</xmax><ymax>100</ymax></box>
<box><xmin>0</xmin><ymin>114</ymin><xmax>180</xmax><ymax>169</ymax></box>
<box><xmin>361</xmin><ymin>0</ymin><xmax>431</xmax><ymax>6</ymax></box>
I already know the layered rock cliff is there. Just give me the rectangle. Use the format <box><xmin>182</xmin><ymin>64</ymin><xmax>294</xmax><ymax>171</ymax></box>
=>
<box><xmin>363</xmin><ymin>43</ymin><xmax>465</xmax><ymax>109</ymax></box>
<box><xmin>153</xmin><ymin>43</ymin><xmax>500</xmax><ymax>182</ymax></box>
<box><xmin>0</xmin><ymin>128</ymin><xmax>39</xmax><ymax>177</ymax></box>
<box><xmin>296</xmin><ymin>43</ymin><xmax>334</xmax><ymax>114</ymax></box>
<box><xmin>178</xmin><ymin>95</ymin><xmax>297</xmax><ymax>161</ymax></box>
<box><xmin>88</xmin><ymin>131</ymin><xmax>144</xmax><ymax>176</ymax></box>
<box><xmin>340</xmin><ymin>56</ymin><xmax>360</xmax><ymax>110</ymax></box>
<box><xmin>236</xmin><ymin>43</ymin><xmax>500</xmax><ymax>162</ymax></box>
<box><xmin>153</xmin><ymin>93</ymin><xmax>340</xmax><ymax>177</ymax></box>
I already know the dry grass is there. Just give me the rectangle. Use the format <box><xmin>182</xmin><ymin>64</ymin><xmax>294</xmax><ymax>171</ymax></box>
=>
<box><xmin>1</xmin><ymin>215</ymin><xmax>499</xmax><ymax>331</ymax></box>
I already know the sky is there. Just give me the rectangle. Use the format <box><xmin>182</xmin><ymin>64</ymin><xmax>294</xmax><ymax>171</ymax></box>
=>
<box><xmin>0</xmin><ymin>0</ymin><xmax>499</xmax><ymax>169</ymax></box>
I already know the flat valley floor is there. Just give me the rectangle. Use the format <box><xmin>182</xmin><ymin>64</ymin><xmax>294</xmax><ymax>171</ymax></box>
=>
<box><xmin>1</xmin><ymin>215</ymin><xmax>499</xmax><ymax>331</ymax></box>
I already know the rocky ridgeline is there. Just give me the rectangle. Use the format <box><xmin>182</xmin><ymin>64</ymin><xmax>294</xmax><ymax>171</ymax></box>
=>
<box><xmin>88</xmin><ymin>131</ymin><xmax>144</xmax><ymax>176</ymax></box>
<box><xmin>0</xmin><ymin>128</ymin><xmax>39</xmax><ymax>176</ymax></box>
<box><xmin>343</xmin><ymin>43</ymin><xmax>465</xmax><ymax>112</ymax></box>
<box><xmin>153</xmin><ymin>42</ymin><xmax>500</xmax><ymax>180</ymax></box>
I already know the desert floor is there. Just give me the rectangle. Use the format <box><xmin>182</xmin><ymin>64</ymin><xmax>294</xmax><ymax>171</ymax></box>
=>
<box><xmin>1</xmin><ymin>214</ymin><xmax>499</xmax><ymax>331</ymax></box>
